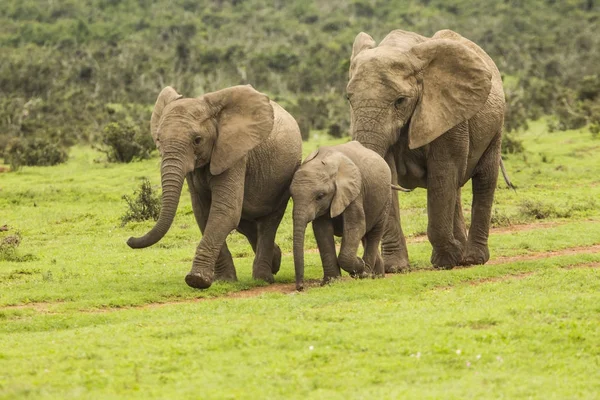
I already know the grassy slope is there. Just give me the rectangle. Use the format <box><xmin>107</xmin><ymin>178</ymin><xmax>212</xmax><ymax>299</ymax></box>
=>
<box><xmin>1</xmin><ymin>123</ymin><xmax>600</xmax><ymax>399</ymax></box>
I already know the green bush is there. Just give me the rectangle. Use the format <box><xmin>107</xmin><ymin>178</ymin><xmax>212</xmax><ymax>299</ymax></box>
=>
<box><xmin>0</xmin><ymin>229</ymin><xmax>36</xmax><ymax>262</ymax></box>
<box><xmin>501</xmin><ymin>132</ymin><xmax>525</xmax><ymax>155</ymax></box>
<box><xmin>4</xmin><ymin>137</ymin><xmax>68</xmax><ymax>171</ymax></box>
<box><xmin>99</xmin><ymin>122</ymin><xmax>154</xmax><ymax>163</ymax></box>
<box><xmin>121</xmin><ymin>178</ymin><xmax>161</xmax><ymax>226</ymax></box>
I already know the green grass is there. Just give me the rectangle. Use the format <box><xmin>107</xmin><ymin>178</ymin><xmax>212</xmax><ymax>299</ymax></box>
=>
<box><xmin>1</xmin><ymin>122</ymin><xmax>600</xmax><ymax>399</ymax></box>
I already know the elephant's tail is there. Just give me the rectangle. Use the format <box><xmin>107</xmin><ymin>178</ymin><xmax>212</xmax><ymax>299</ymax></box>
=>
<box><xmin>500</xmin><ymin>159</ymin><xmax>516</xmax><ymax>191</ymax></box>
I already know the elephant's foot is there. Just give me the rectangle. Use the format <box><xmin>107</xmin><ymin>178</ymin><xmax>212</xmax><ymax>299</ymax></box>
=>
<box><xmin>253</xmin><ymin>267</ymin><xmax>275</xmax><ymax>284</ymax></box>
<box><xmin>214</xmin><ymin>260</ymin><xmax>237</xmax><ymax>282</ymax></box>
<box><xmin>431</xmin><ymin>240</ymin><xmax>464</xmax><ymax>270</ymax></box>
<box><xmin>461</xmin><ymin>243</ymin><xmax>490</xmax><ymax>266</ymax></box>
<box><xmin>185</xmin><ymin>271</ymin><xmax>213</xmax><ymax>289</ymax></box>
<box><xmin>382</xmin><ymin>250</ymin><xmax>410</xmax><ymax>273</ymax></box>
<box><xmin>270</xmin><ymin>244</ymin><xmax>282</xmax><ymax>275</ymax></box>
<box><xmin>321</xmin><ymin>274</ymin><xmax>341</xmax><ymax>286</ymax></box>
<box><xmin>339</xmin><ymin>256</ymin><xmax>365</xmax><ymax>277</ymax></box>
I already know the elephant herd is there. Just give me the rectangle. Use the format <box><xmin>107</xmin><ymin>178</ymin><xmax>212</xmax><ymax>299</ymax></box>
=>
<box><xmin>127</xmin><ymin>29</ymin><xmax>509</xmax><ymax>291</ymax></box>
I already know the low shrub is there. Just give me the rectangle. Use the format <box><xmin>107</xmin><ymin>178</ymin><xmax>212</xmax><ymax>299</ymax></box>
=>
<box><xmin>4</xmin><ymin>137</ymin><xmax>68</xmax><ymax>171</ymax></box>
<box><xmin>0</xmin><ymin>229</ymin><xmax>36</xmax><ymax>262</ymax></box>
<box><xmin>502</xmin><ymin>132</ymin><xmax>525</xmax><ymax>155</ymax></box>
<box><xmin>121</xmin><ymin>178</ymin><xmax>161</xmax><ymax>226</ymax></box>
<box><xmin>98</xmin><ymin>122</ymin><xmax>155</xmax><ymax>163</ymax></box>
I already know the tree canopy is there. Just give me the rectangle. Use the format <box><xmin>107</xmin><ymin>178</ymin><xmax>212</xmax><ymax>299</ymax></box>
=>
<box><xmin>1</xmin><ymin>0</ymin><xmax>598</xmax><ymax>152</ymax></box>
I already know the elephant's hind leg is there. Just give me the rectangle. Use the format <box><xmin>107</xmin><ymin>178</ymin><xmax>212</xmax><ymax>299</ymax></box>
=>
<box><xmin>462</xmin><ymin>133</ymin><xmax>502</xmax><ymax>266</ymax></box>
<box><xmin>237</xmin><ymin>219</ymin><xmax>282</xmax><ymax>277</ymax></box>
<box><xmin>251</xmin><ymin>207</ymin><xmax>287</xmax><ymax>284</ymax></box>
<box><xmin>363</xmin><ymin>218</ymin><xmax>386</xmax><ymax>278</ymax></box>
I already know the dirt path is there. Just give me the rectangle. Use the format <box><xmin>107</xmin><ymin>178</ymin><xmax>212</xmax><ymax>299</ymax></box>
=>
<box><xmin>4</xmin><ymin>242</ymin><xmax>599</xmax><ymax>314</ymax></box>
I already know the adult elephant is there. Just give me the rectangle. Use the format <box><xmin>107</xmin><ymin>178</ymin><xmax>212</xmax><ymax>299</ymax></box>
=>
<box><xmin>127</xmin><ymin>85</ymin><xmax>302</xmax><ymax>289</ymax></box>
<box><xmin>347</xmin><ymin>29</ymin><xmax>506</xmax><ymax>270</ymax></box>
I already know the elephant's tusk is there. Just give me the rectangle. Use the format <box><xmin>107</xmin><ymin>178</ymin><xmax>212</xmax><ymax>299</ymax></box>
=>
<box><xmin>391</xmin><ymin>184</ymin><xmax>412</xmax><ymax>192</ymax></box>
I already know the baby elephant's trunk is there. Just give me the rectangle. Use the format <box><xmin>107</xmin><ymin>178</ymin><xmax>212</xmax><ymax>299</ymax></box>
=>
<box><xmin>292</xmin><ymin>218</ymin><xmax>308</xmax><ymax>291</ymax></box>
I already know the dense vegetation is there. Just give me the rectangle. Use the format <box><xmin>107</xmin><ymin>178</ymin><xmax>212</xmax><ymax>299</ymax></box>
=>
<box><xmin>1</xmin><ymin>0</ymin><xmax>599</xmax><ymax>160</ymax></box>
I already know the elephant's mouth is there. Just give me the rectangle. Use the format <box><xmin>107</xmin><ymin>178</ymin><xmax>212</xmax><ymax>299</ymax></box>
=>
<box><xmin>194</xmin><ymin>155</ymin><xmax>208</xmax><ymax>169</ymax></box>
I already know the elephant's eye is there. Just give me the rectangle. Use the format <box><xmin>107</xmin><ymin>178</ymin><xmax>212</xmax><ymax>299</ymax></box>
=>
<box><xmin>394</xmin><ymin>97</ymin><xmax>406</xmax><ymax>108</ymax></box>
<box><xmin>194</xmin><ymin>136</ymin><xmax>202</xmax><ymax>145</ymax></box>
<box><xmin>315</xmin><ymin>192</ymin><xmax>325</xmax><ymax>201</ymax></box>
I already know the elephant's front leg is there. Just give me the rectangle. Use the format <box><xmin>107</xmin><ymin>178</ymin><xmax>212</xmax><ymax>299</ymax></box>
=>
<box><xmin>312</xmin><ymin>216</ymin><xmax>341</xmax><ymax>284</ymax></box>
<box><xmin>382</xmin><ymin>152</ymin><xmax>410</xmax><ymax>273</ymax></box>
<box><xmin>185</xmin><ymin>164</ymin><xmax>246</xmax><ymax>289</ymax></box>
<box><xmin>187</xmin><ymin>175</ymin><xmax>237</xmax><ymax>281</ymax></box>
<box><xmin>337</xmin><ymin>200</ymin><xmax>367</xmax><ymax>277</ymax></box>
<box><xmin>427</xmin><ymin>168</ymin><xmax>466</xmax><ymax>269</ymax></box>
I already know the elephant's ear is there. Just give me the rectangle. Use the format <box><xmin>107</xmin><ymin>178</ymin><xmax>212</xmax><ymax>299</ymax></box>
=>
<box><xmin>330</xmin><ymin>154</ymin><xmax>362</xmax><ymax>218</ymax></box>
<box><xmin>350</xmin><ymin>32</ymin><xmax>375</xmax><ymax>78</ymax></box>
<box><xmin>151</xmin><ymin>86</ymin><xmax>182</xmax><ymax>142</ymax></box>
<box><xmin>303</xmin><ymin>149</ymin><xmax>319</xmax><ymax>164</ymax></box>
<box><xmin>204</xmin><ymin>85</ymin><xmax>274</xmax><ymax>175</ymax></box>
<box><xmin>407</xmin><ymin>39</ymin><xmax>492</xmax><ymax>149</ymax></box>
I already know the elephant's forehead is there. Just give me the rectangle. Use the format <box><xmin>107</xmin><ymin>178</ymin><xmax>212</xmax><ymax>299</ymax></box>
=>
<box><xmin>293</xmin><ymin>168</ymin><xmax>331</xmax><ymax>185</ymax></box>
<box><xmin>348</xmin><ymin>50</ymin><xmax>416</xmax><ymax>98</ymax></box>
<box><xmin>162</xmin><ymin>99</ymin><xmax>210</xmax><ymax>119</ymax></box>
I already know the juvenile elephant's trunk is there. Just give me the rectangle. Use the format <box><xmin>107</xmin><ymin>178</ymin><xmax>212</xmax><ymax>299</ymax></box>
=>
<box><xmin>127</xmin><ymin>156</ymin><xmax>186</xmax><ymax>249</ymax></box>
<box><xmin>293</xmin><ymin>218</ymin><xmax>308</xmax><ymax>291</ymax></box>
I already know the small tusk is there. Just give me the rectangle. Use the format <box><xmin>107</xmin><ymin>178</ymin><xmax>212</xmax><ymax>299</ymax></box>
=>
<box><xmin>391</xmin><ymin>184</ymin><xmax>412</xmax><ymax>192</ymax></box>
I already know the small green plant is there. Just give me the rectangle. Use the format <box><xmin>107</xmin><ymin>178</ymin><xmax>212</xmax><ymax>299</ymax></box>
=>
<box><xmin>99</xmin><ymin>122</ymin><xmax>154</xmax><ymax>163</ymax></box>
<box><xmin>4</xmin><ymin>137</ymin><xmax>68</xmax><ymax>171</ymax></box>
<box><xmin>0</xmin><ymin>229</ymin><xmax>36</xmax><ymax>262</ymax></box>
<box><xmin>121</xmin><ymin>178</ymin><xmax>161</xmax><ymax>226</ymax></box>
<box><xmin>490</xmin><ymin>208</ymin><xmax>512</xmax><ymax>227</ymax></box>
<box><xmin>501</xmin><ymin>132</ymin><xmax>525</xmax><ymax>155</ymax></box>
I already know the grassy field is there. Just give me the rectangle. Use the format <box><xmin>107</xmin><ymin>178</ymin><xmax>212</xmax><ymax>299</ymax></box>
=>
<box><xmin>1</xmin><ymin>121</ymin><xmax>599</xmax><ymax>399</ymax></box>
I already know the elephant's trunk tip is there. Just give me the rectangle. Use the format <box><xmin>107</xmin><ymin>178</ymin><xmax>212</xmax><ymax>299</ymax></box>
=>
<box><xmin>126</xmin><ymin>236</ymin><xmax>145</xmax><ymax>249</ymax></box>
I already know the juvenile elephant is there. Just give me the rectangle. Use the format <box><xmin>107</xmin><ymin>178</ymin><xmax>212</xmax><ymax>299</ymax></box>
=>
<box><xmin>127</xmin><ymin>85</ymin><xmax>302</xmax><ymax>289</ymax></box>
<box><xmin>290</xmin><ymin>141</ymin><xmax>405</xmax><ymax>291</ymax></box>
<box><xmin>347</xmin><ymin>29</ymin><xmax>507</xmax><ymax>270</ymax></box>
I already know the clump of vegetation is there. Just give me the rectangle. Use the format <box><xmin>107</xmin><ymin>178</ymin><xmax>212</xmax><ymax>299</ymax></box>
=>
<box><xmin>490</xmin><ymin>208</ymin><xmax>512</xmax><ymax>228</ymax></box>
<box><xmin>4</xmin><ymin>137</ymin><xmax>68</xmax><ymax>171</ymax></box>
<box><xmin>518</xmin><ymin>200</ymin><xmax>573</xmax><ymax>220</ymax></box>
<box><xmin>0</xmin><ymin>229</ymin><xmax>36</xmax><ymax>262</ymax></box>
<box><xmin>98</xmin><ymin>122</ymin><xmax>155</xmax><ymax>163</ymax></box>
<box><xmin>501</xmin><ymin>133</ymin><xmax>525</xmax><ymax>155</ymax></box>
<box><xmin>121</xmin><ymin>179</ymin><xmax>161</xmax><ymax>226</ymax></box>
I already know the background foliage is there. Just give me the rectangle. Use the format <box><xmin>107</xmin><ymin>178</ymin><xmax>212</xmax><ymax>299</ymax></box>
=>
<box><xmin>1</xmin><ymin>0</ymin><xmax>599</xmax><ymax>157</ymax></box>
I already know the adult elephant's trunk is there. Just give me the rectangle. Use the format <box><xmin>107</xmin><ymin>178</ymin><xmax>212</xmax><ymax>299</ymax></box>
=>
<box><xmin>127</xmin><ymin>155</ymin><xmax>186</xmax><ymax>249</ymax></box>
<box><xmin>351</xmin><ymin>105</ymin><xmax>394</xmax><ymax>158</ymax></box>
<box><xmin>293</xmin><ymin>217</ymin><xmax>308</xmax><ymax>291</ymax></box>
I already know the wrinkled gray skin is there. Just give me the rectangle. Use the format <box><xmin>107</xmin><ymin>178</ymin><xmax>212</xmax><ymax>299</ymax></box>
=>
<box><xmin>127</xmin><ymin>85</ymin><xmax>302</xmax><ymax>289</ymax></box>
<box><xmin>348</xmin><ymin>29</ymin><xmax>505</xmax><ymax>270</ymax></box>
<box><xmin>291</xmin><ymin>141</ymin><xmax>392</xmax><ymax>290</ymax></box>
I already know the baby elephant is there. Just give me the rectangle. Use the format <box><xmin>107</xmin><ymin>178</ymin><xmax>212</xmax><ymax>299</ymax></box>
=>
<box><xmin>291</xmin><ymin>141</ymin><xmax>405</xmax><ymax>290</ymax></box>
